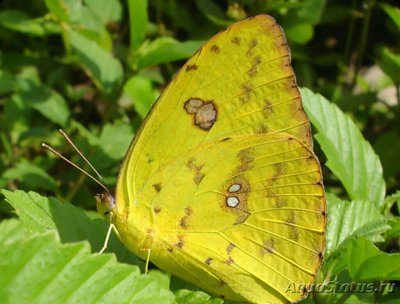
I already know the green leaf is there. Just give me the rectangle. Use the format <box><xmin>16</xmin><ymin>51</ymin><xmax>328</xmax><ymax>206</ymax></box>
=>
<box><xmin>382</xmin><ymin>191</ymin><xmax>400</xmax><ymax>215</ymax></box>
<box><xmin>97</xmin><ymin>121</ymin><xmax>135</xmax><ymax>160</ymax></box>
<box><xmin>1</xmin><ymin>189</ymin><xmax>138</xmax><ymax>264</ymax></box>
<box><xmin>320</xmin><ymin>5</ymin><xmax>349</xmax><ymax>24</ymax></box>
<box><xmin>1</xmin><ymin>190</ymin><xmax>58</xmax><ymax>233</ymax></box>
<box><xmin>67</xmin><ymin>29</ymin><xmax>123</xmax><ymax>94</ymax></box>
<box><xmin>4</xmin><ymin>94</ymin><xmax>31</xmax><ymax>137</ymax></box>
<box><xmin>0</xmin><ymin>70</ymin><xmax>17</xmax><ymax>95</ymax></box>
<box><xmin>175</xmin><ymin>289</ymin><xmax>224</xmax><ymax>304</ymax></box>
<box><xmin>21</xmin><ymin>87</ymin><xmax>70</xmax><ymax>127</ymax></box>
<box><xmin>0</xmin><ymin>228</ymin><xmax>174</xmax><ymax>304</ymax></box>
<box><xmin>348</xmin><ymin>238</ymin><xmax>400</xmax><ymax>281</ymax></box>
<box><xmin>137</xmin><ymin>37</ymin><xmax>204</xmax><ymax>69</ymax></box>
<box><xmin>0</xmin><ymin>218</ymin><xmax>28</xmax><ymax>245</ymax></box>
<box><xmin>195</xmin><ymin>0</ymin><xmax>229</xmax><ymax>26</ymax></box>
<box><xmin>3</xmin><ymin>162</ymin><xmax>57</xmax><ymax>192</ymax></box>
<box><xmin>381</xmin><ymin>3</ymin><xmax>400</xmax><ymax>30</ymax></box>
<box><xmin>84</xmin><ymin>0</ymin><xmax>122</xmax><ymax>23</ymax></box>
<box><xmin>296</xmin><ymin>0</ymin><xmax>327</xmax><ymax>25</ymax></box>
<box><xmin>374</xmin><ymin>132</ymin><xmax>400</xmax><ymax>178</ymax></box>
<box><xmin>0</xmin><ymin>10</ymin><xmax>60</xmax><ymax>36</ymax></box>
<box><xmin>44</xmin><ymin>0</ymin><xmax>70</xmax><ymax>22</ymax></box>
<box><xmin>301</xmin><ymin>88</ymin><xmax>386</xmax><ymax>208</ymax></box>
<box><xmin>325</xmin><ymin>193</ymin><xmax>390</xmax><ymax>255</ymax></box>
<box><xmin>128</xmin><ymin>0</ymin><xmax>148</xmax><ymax>50</ymax></box>
<box><xmin>285</xmin><ymin>22</ymin><xmax>313</xmax><ymax>44</ymax></box>
<box><xmin>385</xmin><ymin>217</ymin><xmax>400</xmax><ymax>243</ymax></box>
<box><xmin>123</xmin><ymin>75</ymin><xmax>158</xmax><ymax>118</ymax></box>
<box><xmin>376</xmin><ymin>47</ymin><xmax>400</xmax><ymax>84</ymax></box>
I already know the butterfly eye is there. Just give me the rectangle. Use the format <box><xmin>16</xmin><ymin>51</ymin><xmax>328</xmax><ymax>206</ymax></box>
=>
<box><xmin>95</xmin><ymin>192</ymin><xmax>116</xmax><ymax>215</ymax></box>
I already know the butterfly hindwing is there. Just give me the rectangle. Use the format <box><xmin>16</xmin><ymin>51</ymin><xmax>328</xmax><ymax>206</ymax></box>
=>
<box><xmin>114</xmin><ymin>134</ymin><xmax>325</xmax><ymax>303</ymax></box>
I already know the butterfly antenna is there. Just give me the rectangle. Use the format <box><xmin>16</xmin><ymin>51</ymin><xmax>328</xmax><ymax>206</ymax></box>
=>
<box><xmin>58</xmin><ymin>129</ymin><xmax>103</xmax><ymax>180</ymax></box>
<box><xmin>41</xmin><ymin>139</ymin><xmax>110</xmax><ymax>195</ymax></box>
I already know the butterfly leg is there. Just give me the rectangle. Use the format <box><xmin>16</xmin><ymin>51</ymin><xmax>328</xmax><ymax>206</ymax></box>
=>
<box><xmin>139</xmin><ymin>248</ymin><xmax>151</xmax><ymax>274</ymax></box>
<box><xmin>99</xmin><ymin>223</ymin><xmax>117</xmax><ymax>254</ymax></box>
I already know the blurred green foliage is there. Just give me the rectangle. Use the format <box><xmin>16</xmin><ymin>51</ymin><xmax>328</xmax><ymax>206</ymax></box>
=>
<box><xmin>1</xmin><ymin>0</ymin><xmax>400</xmax><ymax>303</ymax></box>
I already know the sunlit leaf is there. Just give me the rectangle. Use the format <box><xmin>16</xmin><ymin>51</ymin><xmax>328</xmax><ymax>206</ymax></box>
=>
<box><xmin>123</xmin><ymin>75</ymin><xmax>158</xmax><ymax>118</ymax></box>
<box><xmin>128</xmin><ymin>0</ymin><xmax>148</xmax><ymax>50</ymax></box>
<box><xmin>21</xmin><ymin>87</ymin><xmax>70</xmax><ymax>127</ymax></box>
<box><xmin>0</xmin><ymin>225</ymin><xmax>174</xmax><ymax>303</ymax></box>
<box><xmin>136</xmin><ymin>37</ymin><xmax>204</xmax><ymax>69</ymax></box>
<box><xmin>301</xmin><ymin>88</ymin><xmax>386</xmax><ymax>207</ymax></box>
<box><xmin>348</xmin><ymin>238</ymin><xmax>400</xmax><ymax>281</ymax></box>
<box><xmin>3</xmin><ymin>163</ymin><xmax>57</xmax><ymax>192</ymax></box>
<box><xmin>84</xmin><ymin>0</ymin><xmax>122</xmax><ymax>23</ymax></box>
<box><xmin>325</xmin><ymin>193</ymin><xmax>390</xmax><ymax>255</ymax></box>
<box><xmin>66</xmin><ymin>30</ymin><xmax>123</xmax><ymax>94</ymax></box>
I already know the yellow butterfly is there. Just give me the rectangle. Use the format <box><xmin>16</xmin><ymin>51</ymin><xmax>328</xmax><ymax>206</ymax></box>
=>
<box><xmin>98</xmin><ymin>14</ymin><xmax>326</xmax><ymax>304</ymax></box>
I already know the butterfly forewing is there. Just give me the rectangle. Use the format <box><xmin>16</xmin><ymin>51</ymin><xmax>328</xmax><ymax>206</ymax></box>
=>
<box><xmin>113</xmin><ymin>15</ymin><xmax>326</xmax><ymax>304</ymax></box>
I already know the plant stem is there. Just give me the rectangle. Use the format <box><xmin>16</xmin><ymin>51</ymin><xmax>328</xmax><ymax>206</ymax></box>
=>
<box><xmin>351</xmin><ymin>0</ymin><xmax>374</xmax><ymax>89</ymax></box>
<box><xmin>336</xmin><ymin>292</ymin><xmax>352</xmax><ymax>304</ymax></box>
<box><xmin>344</xmin><ymin>0</ymin><xmax>357</xmax><ymax>64</ymax></box>
<box><xmin>65</xmin><ymin>169</ymin><xmax>87</xmax><ymax>202</ymax></box>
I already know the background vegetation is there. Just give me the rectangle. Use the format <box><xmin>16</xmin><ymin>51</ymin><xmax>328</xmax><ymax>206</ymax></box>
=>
<box><xmin>1</xmin><ymin>0</ymin><xmax>399</xmax><ymax>303</ymax></box>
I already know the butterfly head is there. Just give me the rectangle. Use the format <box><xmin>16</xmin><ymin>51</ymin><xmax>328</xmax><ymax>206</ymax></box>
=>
<box><xmin>95</xmin><ymin>192</ymin><xmax>116</xmax><ymax>215</ymax></box>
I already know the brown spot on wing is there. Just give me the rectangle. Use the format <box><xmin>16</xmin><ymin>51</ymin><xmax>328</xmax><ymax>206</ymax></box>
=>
<box><xmin>185</xmin><ymin>206</ymin><xmax>193</xmax><ymax>215</ymax></box>
<box><xmin>187</xmin><ymin>158</ymin><xmax>206</xmax><ymax>185</ymax></box>
<box><xmin>264</xmin><ymin>99</ymin><xmax>274</xmax><ymax>117</ymax></box>
<box><xmin>225</xmin><ymin>256</ymin><xmax>235</xmax><ymax>265</ymax></box>
<box><xmin>262</xmin><ymin>238</ymin><xmax>275</xmax><ymax>255</ymax></box>
<box><xmin>179</xmin><ymin>217</ymin><xmax>187</xmax><ymax>229</ymax></box>
<box><xmin>275</xmin><ymin>197</ymin><xmax>287</xmax><ymax>208</ymax></box>
<box><xmin>152</xmin><ymin>183</ymin><xmax>162</xmax><ymax>192</ymax></box>
<box><xmin>179</xmin><ymin>206</ymin><xmax>193</xmax><ymax>229</ymax></box>
<box><xmin>226</xmin><ymin>243</ymin><xmax>235</xmax><ymax>254</ymax></box>
<box><xmin>184</xmin><ymin>98</ymin><xmax>204</xmax><ymax>114</ymax></box>
<box><xmin>248</xmin><ymin>56</ymin><xmax>262</xmax><ymax>77</ymax></box>
<box><xmin>247</xmin><ymin>39</ymin><xmax>258</xmax><ymax>56</ymax></box>
<box><xmin>255</xmin><ymin>124</ymin><xmax>268</xmax><ymax>134</ymax></box>
<box><xmin>273</xmin><ymin>162</ymin><xmax>285</xmax><ymax>179</ymax></box>
<box><xmin>231</xmin><ymin>36</ymin><xmax>240</xmax><ymax>45</ymax></box>
<box><xmin>193</xmin><ymin>172</ymin><xmax>205</xmax><ymax>185</ymax></box>
<box><xmin>239</xmin><ymin>83</ymin><xmax>253</xmax><ymax>103</ymax></box>
<box><xmin>290</xmin><ymin>228</ymin><xmax>300</xmax><ymax>241</ymax></box>
<box><xmin>184</xmin><ymin>98</ymin><xmax>217</xmax><ymax>130</ymax></box>
<box><xmin>175</xmin><ymin>235</ymin><xmax>184</xmax><ymax>248</ymax></box>
<box><xmin>153</xmin><ymin>206</ymin><xmax>161</xmax><ymax>214</ymax></box>
<box><xmin>195</xmin><ymin>102</ymin><xmax>217</xmax><ymax>130</ymax></box>
<box><xmin>211</xmin><ymin>44</ymin><xmax>220</xmax><ymax>52</ymax></box>
<box><xmin>236</xmin><ymin>148</ymin><xmax>255</xmax><ymax>173</ymax></box>
<box><xmin>286</xmin><ymin>212</ymin><xmax>296</xmax><ymax>225</ymax></box>
<box><xmin>205</xmin><ymin>257</ymin><xmax>213</xmax><ymax>265</ymax></box>
<box><xmin>186</xmin><ymin>64</ymin><xmax>198</xmax><ymax>72</ymax></box>
<box><xmin>286</xmin><ymin>212</ymin><xmax>299</xmax><ymax>241</ymax></box>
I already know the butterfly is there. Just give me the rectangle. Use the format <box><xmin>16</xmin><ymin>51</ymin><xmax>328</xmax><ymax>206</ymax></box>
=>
<box><xmin>97</xmin><ymin>14</ymin><xmax>326</xmax><ymax>304</ymax></box>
